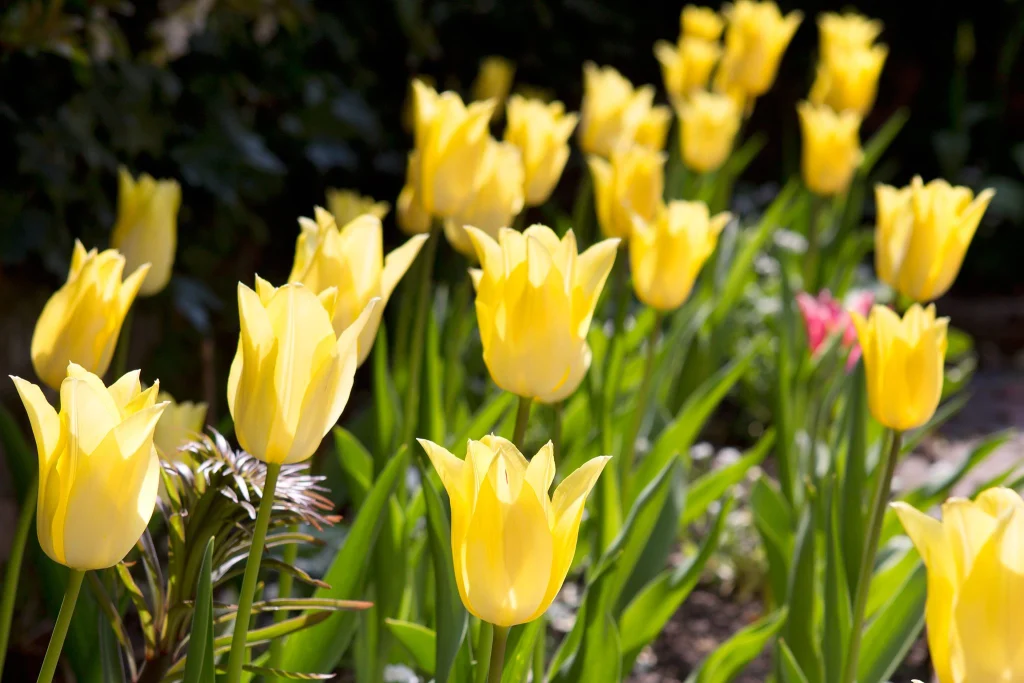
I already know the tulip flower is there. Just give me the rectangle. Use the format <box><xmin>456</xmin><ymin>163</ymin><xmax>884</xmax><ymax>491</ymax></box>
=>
<box><xmin>875</xmin><ymin>177</ymin><xmax>995</xmax><ymax>303</ymax></box>
<box><xmin>798</xmin><ymin>101</ymin><xmax>862</xmax><ymax>196</ymax></box>
<box><xmin>227</xmin><ymin>277</ymin><xmax>376</xmax><ymax>465</ymax></box>
<box><xmin>419</xmin><ymin>435</ymin><xmax>610</xmax><ymax>626</ymax></box>
<box><xmin>289</xmin><ymin>207</ymin><xmax>426</xmax><ymax>365</ymax></box>
<box><xmin>11</xmin><ymin>364</ymin><xmax>167</xmax><ymax>569</ymax></box>
<box><xmin>578</xmin><ymin>63</ymin><xmax>658</xmax><ymax>158</ymax></box>
<box><xmin>505</xmin><ymin>95</ymin><xmax>578</xmax><ymax>207</ymax></box>
<box><xmin>796</xmin><ymin>289</ymin><xmax>874</xmax><ymax>370</ymax></box>
<box><xmin>465</xmin><ymin>225</ymin><xmax>619</xmax><ymax>403</ymax></box>
<box><xmin>681</xmin><ymin>5</ymin><xmax>725</xmax><ymax>41</ymax></box>
<box><xmin>634</xmin><ymin>104</ymin><xmax>672</xmax><ymax>152</ymax></box>
<box><xmin>654</xmin><ymin>38</ymin><xmax>722</xmax><ymax>110</ymax></box>
<box><xmin>31</xmin><ymin>241</ymin><xmax>149</xmax><ymax>391</ymax></box>
<box><xmin>410</xmin><ymin>80</ymin><xmax>496</xmax><ymax>218</ymax></box>
<box><xmin>397</xmin><ymin>153</ymin><xmax>432</xmax><ymax>236</ymax></box>
<box><xmin>850</xmin><ymin>303</ymin><xmax>948</xmax><ymax>431</ymax></box>
<box><xmin>677</xmin><ymin>90</ymin><xmax>742</xmax><ymax>174</ymax></box>
<box><xmin>810</xmin><ymin>44</ymin><xmax>887</xmax><ymax>116</ymax></box>
<box><xmin>715</xmin><ymin>0</ymin><xmax>802</xmax><ymax>99</ymax></box>
<box><xmin>471</xmin><ymin>56</ymin><xmax>516</xmax><ymax>111</ymax></box>
<box><xmin>110</xmin><ymin>167</ymin><xmax>182</xmax><ymax>297</ymax></box>
<box><xmin>153</xmin><ymin>391</ymin><xmax>207</xmax><ymax>462</ymax></box>
<box><xmin>325</xmin><ymin>188</ymin><xmax>390</xmax><ymax>226</ymax></box>
<box><xmin>589</xmin><ymin>145</ymin><xmax>666</xmax><ymax>240</ymax></box>
<box><xmin>818</xmin><ymin>12</ymin><xmax>883</xmax><ymax>65</ymax></box>
<box><xmin>631</xmin><ymin>201</ymin><xmax>730</xmax><ymax>311</ymax></box>
<box><xmin>893</xmin><ymin>487</ymin><xmax>1024</xmax><ymax>683</ymax></box>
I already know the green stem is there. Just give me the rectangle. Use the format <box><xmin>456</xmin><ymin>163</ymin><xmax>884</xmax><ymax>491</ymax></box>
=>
<box><xmin>842</xmin><ymin>429</ymin><xmax>902</xmax><ymax>683</ymax></box>
<box><xmin>487</xmin><ymin>625</ymin><xmax>509</xmax><ymax>683</ymax></box>
<box><xmin>551</xmin><ymin>402</ymin><xmax>563</xmax><ymax>466</ymax></box>
<box><xmin>570</xmin><ymin>170</ymin><xmax>593</xmax><ymax>243</ymax></box>
<box><xmin>0</xmin><ymin>477</ymin><xmax>38</xmax><ymax>678</ymax></box>
<box><xmin>225</xmin><ymin>462</ymin><xmax>282</xmax><ymax>683</ymax></box>
<box><xmin>620</xmin><ymin>313</ymin><xmax>661</xmax><ymax>502</ymax></box>
<box><xmin>473</xmin><ymin>622</ymin><xmax>493</xmax><ymax>683</ymax></box>
<box><xmin>512</xmin><ymin>396</ymin><xmax>532</xmax><ymax>447</ymax></box>
<box><xmin>402</xmin><ymin>227</ymin><xmax>441</xmax><ymax>454</ymax></box>
<box><xmin>36</xmin><ymin>569</ymin><xmax>85</xmax><ymax>683</ymax></box>
<box><xmin>805</xmin><ymin>194</ymin><xmax>827</xmax><ymax>292</ymax></box>
<box><xmin>267</xmin><ymin>523</ymin><xmax>298</xmax><ymax>678</ymax></box>
<box><xmin>112</xmin><ymin>307</ymin><xmax>134</xmax><ymax>379</ymax></box>
<box><xmin>532</xmin><ymin>618</ymin><xmax>545</xmax><ymax>683</ymax></box>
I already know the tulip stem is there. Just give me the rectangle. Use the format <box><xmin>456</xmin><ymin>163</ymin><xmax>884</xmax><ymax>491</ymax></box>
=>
<box><xmin>225</xmin><ymin>461</ymin><xmax>281</xmax><ymax>683</ymax></box>
<box><xmin>842</xmin><ymin>429</ymin><xmax>902</xmax><ymax>683</ymax></box>
<box><xmin>552</xmin><ymin>401</ymin><xmax>563</xmax><ymax>466</ymax></box>
<box><xmin>113</xmin><ymin>308</ymin><xmax>133</xmax><ymax>379</ymax></box>
<box><xmin>486</xmin><ymin>625</ymin><xmax>509</xmax><ymax>683</ymax></box>
<box><xmin>620</xmin><ymin>312</ymin><xmax>661</xmax><ymax>501</ymax></box>
<box><xmin>532</xmin><ymin>617</ymin><xmax>546</xmax><ymax>683</ymax></box>
<box><xmin>571</xmin><ymin>170</ymin><xmax>593</xmax><ymax>243</ymax></box>
<box><xmin>512</xmin><ymin>396</ymin><xmax>532</xmax><ymax>447</ymax></box>
<box><xmin>36</xmin><ymin>569</ymin><xmax>85</xmax><ymax>683</ymax></box>
<box><xmin>402</xmin><ymin>227</ymin><xmax>441</xmax><ymax>456</ymax></box>
<box><xmin>474</xmin><ymin>621</ymin><xmax>493</xmax><ymax>683</ymax></box>
<box><xmin>0</xmin><ymin>477</ymin><xmax>38</xmax><ymax>678</ymax></box>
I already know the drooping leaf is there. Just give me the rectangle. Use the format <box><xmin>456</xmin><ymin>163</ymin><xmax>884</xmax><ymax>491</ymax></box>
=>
<box><xmin>385</xmin><ymin>619</ymin><xmax>436</xmax><ymax>675</ymax></box>
<box><xmin>684</xmin><ymin>608</ymin><xmax>788</xmax><ymax>683</ymax></box>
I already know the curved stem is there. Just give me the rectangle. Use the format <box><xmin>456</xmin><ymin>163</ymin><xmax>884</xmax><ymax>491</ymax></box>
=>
<box><xmin>486</xmin><ymin>625</ymin><xmax>509</xmax><ymax>683</ymax></box>
<box><xmin>225</xmin><ymin>462</ymin><xmax>282</xmax><ymax>683</ymax></box>
<box><xmin>0</xmin><ymin>476</ymin><xmax>37</xmax><ymax>678</ymax></box>
<box><xmin>842</xmin><ymin>429</ymin><xmax>902</xmax><ymax>683</ymax></box>
<box><xmin>620</xmin><ymin>312</ymin><xmax>661</xmax><ymax>502</ymax></box>
<box><xmin>36</xmin><ymin>569</ymin><xmax>85</xmax><ymax>683</ymax></box>
<box><xmin>402</xmin><ymin>227</ymin><xmax>441</xmax><ymax>455</ymax></box>
<box><xmin>512</xmin><ymin>396</ymin><xmax>532</xmax><ymax>448</ymax></box>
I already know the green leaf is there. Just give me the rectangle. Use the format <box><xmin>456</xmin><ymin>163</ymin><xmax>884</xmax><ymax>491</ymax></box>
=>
<box><xmin>681</xmin><ymin>430</ymin><xmax>773</xmax><ymax>527</ymax></box>
<box><xmin>501</xmin><ymin>620</ymin><xmax>543</xmax><ymax>683</ymax></box>
<box><xmin>778</xmin><ymin>641</ymin><xmax>811</xmax><ymax>683</ymax></box>
<box><xmin>371</xmin><ymin>324</ymin><xmax>401</xmax><ymax>468</ymax></box>
<box><xmin>183</xmin><ymin>539</ymin><xmax>216</xmax><ymax>683</ymax></box>
<box><xmin>548</xmin><ymin>551</ymin><xmax>622</xmax><ymax>679</ymax></box>
<box><xmin>782</xmin><ymin>505</ymin><xmax>822</xmax><ymax>683</ymax></box>
<box><xmin>333</xmin><ymin>427</ymin><xmax>373</xmax><ymax>508</ymax></box>
<box><xmin>864</xmin><ymin>546</ymin><xmax>918</xmax><ymax>622</ymax></box>
<box><xmin>750</xmin><ymin>476</ymin><xmax>793</xmax><ymax>606</ymax></box>
<box><xmin>856</xmin><ymin>563</ymin><xmax>926</xmax><ymax>683</ymax></box>
<box><xmin>280</xmin><ymin>447</ymin><xmax>410</xmax><ymax>673</ymax></box>
<box><xmin>424</xmin><ymin>305</ymin><xmax>446</xmax><ymax>444</ymax></box>
<box><xmin>450</xmin><ymin>392</ymin><xmax>517</xmax><ymax>456</ymax></box>
<box><xmin>773</xmin><ymin>262</ymin><xmax>798</xmax><ymax>506</ymax></box>
<box><xmin>823</xmin><ymin>479</ymin><xmax>851</xmax><ymax>683</ymax></box>
<box><xmin>859</xmin><ymin>108</ymin><xmax>909</xmax><ymax>176</ymax></box>
<box><xmin>684</xmin><ymin>608</ymin><xmax>788</xmax><ymax>683</ymax></box>
<box><xmin>840</xmin><ymin>366</ymin><xmax>868</xmax><ymax>597</ymax></box>
<box><xmin>385</xmin><ymin>619</ymin><xmax>436</xmax><ymax>675</ymax></box>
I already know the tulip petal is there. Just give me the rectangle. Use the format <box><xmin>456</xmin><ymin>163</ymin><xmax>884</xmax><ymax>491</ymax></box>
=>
<box><xmin>381</xmin><ymin>234</ymin><xmax>429</xmax><ymax>301</ymax></box>
<box><xmin>10</xmin><ymin>377</ymin><xmax>62</xmax><ymax>488</ymax></box>
<box><xmin>573</xmin><ymin>238</ymin><xmax>620</xmax><ymax>336</ymax></box>
<box><xmin>229</xmin><ymin>283</ymin><xmax>280</xmax><ymax>460</ymax></box>
<box><xmin>526</xmin><ymin>442</ymin><xmax>556</xmax><ymax>500</ymax></box>
<box><xmin>465</xmin><ymin>226</ymin><xmax>503</xmax><ymax>276</ymax></box>
<box><xmin>941</xmin><ymin>497</ymin><xmax>999</xmax><ymax>583</ymax></box>
<box><xmin>61</xmin><ymin>368</ymin><xmax>121</xmax><ymax>454</ymax></box>
<box><xmin>107</xmin><ymin>370</ymin><xmax>142</xmax><ymax>413</ymax></box>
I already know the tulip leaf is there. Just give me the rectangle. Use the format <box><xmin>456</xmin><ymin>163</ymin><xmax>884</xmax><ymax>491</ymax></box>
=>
<box><xmin>840</xmin><ymin>365</ymin><xmax>869</xmax><ymax>596</ymax></box>
<box><xmin>823</xmin><ymin>477</ymin><xmax>851</xmax><ymax>683</ymax></box>
<box><xmin>548</xmin><ymin>549</ymin><xmax>622</xmax><ymax>679</ymax></box>
<box><xmin>863</xmin><ymin>546</ymin><xmax>918</xmax><ymax>622</ymax></box>
<box><xmin>783</xmin><ymin>501</ymin><xmax>823</xmax><ymax>683</ymax></box>
<box><xmin>683</xmin><ymin>607</ymin><xmax>788</xmax><ymax>683</ymax></box>
<box><xmin>333</xmin><ymin>427</ymin><xmax>373</xmax><ymax>507</ymax></box>
<box><xmin>859</xmin><ymin>108</ymin><xmax>909</xmax><ymax>176</ymax></box>
<box><xmin>681</xmin><ymin>430</ymin><xmax>774</xmax><ymax>528</ymax></box>
<box><xmin>385</xmin><ymin>619</ymin><xmax>436</xmax><ymax>675</ymax></box>
<box><xmin>856</xmin><ymin>563</ymin><xmax>926</xmax><ymax>683</ymax></box>
<box><xmin>750</xmin><ymin>475</ymin><xmax>794</xmax><ymax>607</ymax></box>
<box><xmin>501</xmin><ymin>619</ymin><xmax>543</xmax><ymax>683</ymax></box>
<box><xmin>371</xmin><ymin>324</ymin><xmax>401</xmax><ymax>468</ymax></box>
<box><xmin>450</xmin><ymin>392</ymin><xmax>517</xmax><ymax>457</ymax></box>
<box><xmin>778</xmin><ymin>640</ymin><xmax>811</xmax><ymax>683</ymax></box>
<box><xmin>423</xmin><ymin>306</ymin><xmax>445</xmax><ymax>444</ymax></box>
<box><xmin>279</xmin><ymin>447</ymin><xmax>410</xmax><ymax>673</ymax></box>
<box><xmin>183</xmin><ymin>538</ymin><xmax>216</xmax><ymax>683</ymax></box>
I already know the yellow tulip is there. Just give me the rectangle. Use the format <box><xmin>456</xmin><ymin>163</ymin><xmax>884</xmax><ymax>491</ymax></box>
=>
<box><xmin>850</xmin><ymin>303</ymin><xmax>948</xmax><ymax>431</ymax></box>
<box><xmin>11</xmin><ymin>364</ymin><xmax>167</xmax><ymax>570</ymax></box>
<box><xmin>715</xmin><ymin>0</ymin><xmax>802</xmax><ymax>99</ymax></box>
<box><xmin>654</xmin><ymin>37</ymin><xmax>722</xmax><ymax>110</ymax></box>
<box><xmin>471</xmin><ymin>56</ymin><xmax>516</xmax><ymax>110</ymax></box>
<box><xmin>443</xmin><ymin>139</ymin><xmax>525</xmax><ymax>258</ymax></box>
<box><xmin>681</xmin><ymin>5</ymin><xmax>725</xmax><ymax>41</ymax></box>
<box><xmin>227</xmin><ymin>278</ymin><xmax>376</xmax><ymax>464</ymax></box>
<box><xmin>410</xmin><ymin>80</ymin><xmax>496</xmax><ymax>218</ymax></box>
<box><xmin>110</xmin><ymin>167</ymin><xmax>181</xmax><ymax>297</ymax></box>
<box><xmin>31</xmin><ymin>241</ymin><xmax>149</xmax><ymax>391</ymax></box>
<box><xmin>325</xmin><ymin>188</ymin><xmax>390</xmax><ymax>226</ymax></box>
<box><xmin>397</xmin><ymin>153</ymin><xmax>432</xmax><ymax>236</ymax></box>
<box><xmin>578</xmin><ymin>62</ymin><xmax>657</xmax><ymax>158</ymax></box>
<box><xmin>505</xmin><ymin>95</ymin><xmax>578</xmax><ymax>206</ymax></box>
<box><xmin>678</xmin><ymin>90</ymin><xmax>742</xmax><ymax>173</ymax></box>
<box><xmin>634</xmin><ymin>104</ymin><xmax>672</xmax><ymax>152</ymax></box>
<box><xmin>419</xmin><ymin>435</ymin><xmax>610</xmax><ymax>627</ymax></box>
<box><xmin>818</xmin><ymin>12</ymin><xmax>883</xmax><ymax>65</ymax></box>
<box><xmin>465</xmin><ymin>225</ymin><xmax>619</xmax><ymax>403</ymax></box>
<box><xmin>893</xmin><ymin>487</ymin><xmax>1024</xmax><ymax>683</ymax></box>
<box><xmin>289</xmin><ymin>207</ymin><xmax>426</xmax><ymax>365</ymax></box>
<box><xmin>798</xmin><ymin>101</ymin><xmax>862</xmax><ymax>196</ymax></box>
<box><xmin>589</xmin><ymin>145</ymin><xmax>666</xmax><ymax>241</ymax></box>
<box><xmin>631</xmin><ymin>201</ymin><xmax>730</xmax><ymax>311</ymax></box>
<box><xmin>809</xmin><ymin>44</ymin><xmax>887</xmax><ymax>116</ymax></box>
<box><xmin>154</xmin><ymin>391</ymin><xmax>207</xmax><ymax>461</ymax></box>
<box><xmin>874</xmin><ymin>177</ymin><xmax>995</xmax><ymax>303</ymax></box>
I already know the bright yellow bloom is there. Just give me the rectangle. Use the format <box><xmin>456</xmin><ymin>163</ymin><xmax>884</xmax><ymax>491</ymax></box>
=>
<box><xmin>634</xmin><ymin>104</ymin><xmax>672</xmax><ymax>152</ymax></box>
<box><xmin>227</xmin><ymin>278</ymin><xmax>376</xmax><ymax>464</ymax></box>
<box><xmin>397</xmin><ymin>153</ymin><xmax>432</xmax><ymax>236</ymax></box>
<box><xmin>110</xmin><ymin>167</ymin><xmax>181</xmax><ymax>297</ymax></box>
<box><xmin>154</xmin><ymin>391</ymin><xmax>207</xmax><ymax>461</ymax></box>
<box><xmin>631</xmin><ymin>201</ymin><xmax>730</xmax><ymax>311</ymax></box>
<box><xmin>444</xmin><ymin>139</ymin><xmax>525</xmax><ymax>259</ymax></box>
<box><xmin>472</xmin><ymin>56</ymin><xmax>516</xmax><ymax>110</ymax></box>
<box><xmin>874</xmin><ymin>177</ymin><xmax>995</xmax><ymax>303</ymax></box>
<box><xmin>654</xmin><ymin>37</ymin><xmax>722</xmax><ymax>109</ymax></box>
<box><xmin>798</xmin><ymin>101</ymin><xmax>862</xmax><ymax>196</ymax></box>
<box><xmin>11</xmin><ymin>364</ymin><xmax>167</xmax><ymax>570</ymax></box>
<box><xmin>715</xmin><ymin>0</ymin><xmax>802</xmax><ymax>99</ymax></box>
<box><xmin>505</xmin><ymin>95</ymin><xmax>578</xmax><ymax>206</ymax></box>
<box><xmin>325</xmin><ymin>188</ymin><xmax>390</xmax><ymax>226</ymax></box>
<box><xmin>466</xmin><ymin>225</ymin><xmax>619</xmax><ymax>403</ymax></box>
<box><xmin>419</xmin><ymin>435</ymin><xmax>610</xmax><ymax>627</ymax></box>
<box><xmin>850</xmin><ymin>303</ymin><xmax>948</xmax><ymax>431</ymax></box>
<box><xmin>31</xmin><ymin>241</ymin><xmax>149</xmax><ymax>391</ymax></box>
<box><xmin>289</xmin><ymin>207</ymin><xmax>426</xmax><ymax>365</ymax></box>
<box><xmin>818</xmin><ymin>12</ymin><xmax>882</xmax><ymax>65</ymax></box>
<box><xmin>678</xmin><ymin>90</ymin><xmax>742</xmax><ymax>173</ymax></box>
<box><xmin>681</xmin><ymin>5</ymin><xmax>725</xmax><ymax>41</ymax></box>
<box><xmin>410</xmin><ymin>80</ymin><xmax>496</xmax><ymax>218</ymax></box>
<box><xmin>578</xmin><ymin>62</ymin><xmax>657</xmax><ymax>158</ymax></box>
<box><xmin>810</xmin><ymin>44</ymin><xmax>887</xmax><ymax>116</ymax></box>
<box><xmin>893</xmin><ymin>487</ymin><xmax>1024</xmax><ymax>683</ymax></box>
<box><xmin>589</xmin><ymin>146</ymin><xmax>666</xmax><ymax>240</ymax></box>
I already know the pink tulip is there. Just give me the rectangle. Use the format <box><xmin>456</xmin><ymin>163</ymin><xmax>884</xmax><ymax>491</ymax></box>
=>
<box><xmin>795</xmin><ymin>289</ymin><xmax>874</xmax><ymax>370</ymax></box>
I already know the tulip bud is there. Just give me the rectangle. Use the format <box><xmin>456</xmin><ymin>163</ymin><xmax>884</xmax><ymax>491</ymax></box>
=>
<box><xmin>850</xmin><ymin>303</ymin><xmax>948</xmax><ymax>431</ymax></box>
<box><xmin>681</xmin><ymin>5</ymin><xmax>725</xmax><ymax>41</ymax></box>
<box><xmin>31</xmin><ymin>241</ymin><xmax>149</xmax><ymax>390</ymax></box>
<box><xmin>893</xmin><ymin>487</ymin><xmax>1024</xmax><ymax>683</ymax></box>
<box><xmin>325</xmin><ymin>188</ymin><xmax>390</xmax><ymax>226</ymax></box>
<box><xmin>110</xmin><ymin>167</ymin><xmax>181</xmax><ymax>297</ymax></box>
<box><xmin>154</xmin><ymin>391</ymin><xmax>207</xmax><ymax>461</ymax></box>
<box><xmin>798</xmin><ymin>101</ymin><xmax>862</xmax><ymax>196</ymax></box>
<box><xmin>466</xmin><ymin>225</ymin><xmax>619</xmax><ymax>403</ymax></box>
<box><xmin>634</xmin><ymin>104</ymin><xmax>673</xmax><ymax>152</ymax></box>
<box><xmin>809</xmin><ymin>44</ymin><xmax>887</xmax><ymax>116</ymax></box>
<box><xmin>678</xmin><ymin>91</ymin><xmax>742</xmax><ymax>173</ymax></box>
<box><xmin>715</xmin><ymin>0</ymin><xmax>802</xmax><ymax>99</ymax></box>
<box><xmin>874</xmin><ymin>177</ymin><xmax>995</xmax><ymax>303</ymax></box>
<box><xmin>654</xmin><ymin>38</ymin><xmax>722</xmax><ymax>110</ymax></box>
<box><xmin>419</xmin><ymin>435</ymin><xmax>610</xmax><ymax>626</ymax></box>
<box><xmin>289</xmin><ymin>208</ymin><xmax>426</xmax><ymax>365</ymax></box>
<box><xmin>589</xmin><ymin>146</ymin><xmax>666</xmax><ymax>241</ymax></box>
<box><xmin>631</xmin><ymin>201</ymin><xmax>729</xmax><ymax>311</ymax></box>
<box><xmin>397</xmin><ymin>152</ymin><xmax>433</xmax><ymax>236</ymax></box>
<box><xmin>471</xmin><ymin>56</ymin><xmax>516</xmax><ymax>113</ymax></box>
<box><xmin>227</xmin><ymin>278</ymin><xmax>377</xmax><ymax>464</ymax></box>
<box><xmin>578</xmin><ymin>63</ymin><xmax>658</xmax><ymax>158</ymax></box>
<box><xmin>505</xmin><ymin>95</ymin><xmax>578</xmax><ymax>207</ymax></box>
<box><xmin>11</xmin><ymin>365</ymin><xmax>167</xmax><ymax>570</ymax></box>
<box><xmin>818</xmin><ymin>12</ymin><xmax>882</xmax><ymax>65</ymax></box>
